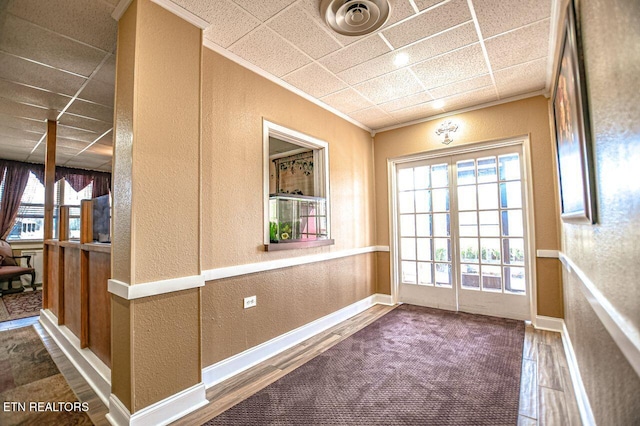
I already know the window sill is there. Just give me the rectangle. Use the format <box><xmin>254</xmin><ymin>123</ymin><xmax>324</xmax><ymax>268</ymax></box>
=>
<box><xmin>264</xmin><ymin>239</ymin><xmax>335</xmax><ymax>251</ymax></box>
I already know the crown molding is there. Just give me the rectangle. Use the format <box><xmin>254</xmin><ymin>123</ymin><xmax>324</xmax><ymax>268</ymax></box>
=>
<box><xmin>111</xmin><ymin>0</ymin><xmax>133</xmax><ymax>21</ymax></box>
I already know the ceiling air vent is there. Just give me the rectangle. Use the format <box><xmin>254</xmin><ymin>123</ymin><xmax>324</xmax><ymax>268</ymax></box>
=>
<box><xmin>321</xmin><ymin>0</ymin><xmax>391</xmax><ymax>36</ymax></box>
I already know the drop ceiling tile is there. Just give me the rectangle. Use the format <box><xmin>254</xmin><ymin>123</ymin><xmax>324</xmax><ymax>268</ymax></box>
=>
<box><xmin>0</xmin><ymin>14</ymin><xmax>107</xmax><ymax>79</ymax></box>
<box><xmin>441</xmin><ymin>85</ymin><xmax>498</xmax><ymax>112</ymax></box>
<box><xmin>473</xmin><ymin>0</ymin><xmax>552</xmax><ymax>38</ymax></box>
<box><xmin>320</xmin><ymin>89</ymin><xmax>375</xmax><ymax>114</ymax></box>
<box><xmin>0</xmin><ymin>52</ymin><xmax>87</xmax><ymax>96</ymax></box>
<box><xmin>77</xmin><ymin>78</ymin><xmax>114</xmax><ymax>107</ymax></box>
<box><xmin>5</xmin><ymin>0</ymin><xmax>117</xmax><ymax>52</ymax></box>
<box><xmin>411</xmin><ymin>43</ymin><xmax>488</xmax><ymax>89</ymax></box>
<box><xmin>94</xmin><ymin>131</ymin><xmax>113</xmax><ymax>146</ymax></box>
<box><xmin>0</xmin><ymin>134</ymin><xmax>38</xmax><ymax>149</ymax></box>
<box><xmin>353</xmin><ymin>69</ymin><xmax>424</xmax><ymax>104</ymax></box>
<box><xmin>378</xmin><ymin>91</ymin><xmax>433</xmax><ymax>113</ymax></box>
<box><xmin>320</xmin><ymin>36</ymin><xmax>391</xmax><ymax>74</ymax></box>
<box><xmin>58</xmin><ymin>113</ymin><xmax>111</xmax><ymax>135</ymax></box>
<box><xmin>382</xmin><ymin>0</ymin><xmax>472</xmax><ymax>48</ymax></box>
<box><xmin>384</xmin><ymin>0</ymin><xmax>418</xmax><ymax>27</ymax></box>
<box><xmin>229</xmin><ymin>27</ymin><xmax>311</xmax><ymax>77</ymax></box>
<box><xmin>485</xmin><ymin>19</ymin><xmax>550</xmax><ymax>71</ymax></box>
<box><xmin>339</xmin><ymin>22</ymin><xmax>477</xmax><ymax>85</ymax></box>
<box><xmin>0</xmin><ymin>150</ymin><xmax>31</xmax><ymax>162</ymax></box>
<box><xmin>268</xmin><ymin>6</ymin><xmax>342</xmax><ymax>59</ymax></box>
<box><xmin>414</xmin><ymin>0</ymin><xmax>445</xmax><ymax>11</ymax></box>
<box><xmin>0</xmin><ymin>113</ymin><xmax>47</xmax><ymax>134</ymax></box>
<box><xmin>349</xmin><ymin>107</ymin><xmax>397</xmax><ymax>129</ymax></box>
<box><xmin>232</xmin><ymin>0</ymin><xmax>296</xmax><ymax>21</ymax></box>
<box><xmin>297</xmin><ymin>0</ymin><xmax>364</xmax><ymax>46</ymax></box>
<box><xmin>183</xmin><ymin>0</ymin><xmax>259</xmax><ymax>48</ymax></box>
<box><xmin>0</xmin><ymin>98</ymin><xmax>51</xmax><ymax>122</ymax></box>
<box><xmin>85</xmin><ymin>143</ymin><xmax>112</xmax><ymax>157</ymax></box>
<box><xmin>93</xmin><ymin>54</ymin><xmax>116</xmax><ymax>86</ymax></box>
<box><xmin>65</xmin><ymin>158</ymin><xmax>109</xmax><ymax>169</ymax></box>
<box><xmin>494</xmin><ymin>58</ymin><xmax>547</xmax><ymax>98</ymax></box>
<box><xmin>391</xmin><ymin>100</ymin><xmax>442</xmax><ymax>122</ymax></box>
<box><xmin>0</xmin><ymin>126</ymin><xmax>42</xmax><ymax>142</ymax></box>
<box><xmin>0</xmin><ymin>79</ymin><xmax>71</xmax><ymax>110</ymax></box>
<box><xmin>430</xmin><ymin>74</ymin><xmax>493</xmax><ymax>99</ymax></box>
<box><xmin>65</xmin><ymin>99</ymin><xmax>114</xmax><ymax>123</ymax></box>
<box><xmin>57</xmin><ymin>125</ymin><xmax>98</xmax><ymax>143</ymax></box>
<box><xmin>57</xmin><ymin>137</ymin><xmax>91</xmax><ymax>150</ymax></box>
<box><xmin>283</xmin><ymin>63</ymin><xmax>346</xmax><ymax>98</ymax></box>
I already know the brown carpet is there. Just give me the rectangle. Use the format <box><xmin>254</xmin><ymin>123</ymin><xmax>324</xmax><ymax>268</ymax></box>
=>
<box><xmin>0</xmin><ymin>326</ymin><xmax>92</xmax><ymax>425</ymax></box>
<box><xmin>0</xmin><ymin>291</ymin><xmax>42</xmax><ymax>322</ymax></box>
<box><xmin>207</xmin><ymin>304</ymin><xmax>525</xmax><ymax>426</ymax></box>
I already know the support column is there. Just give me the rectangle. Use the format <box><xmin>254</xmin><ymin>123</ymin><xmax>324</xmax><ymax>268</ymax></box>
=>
<box><xmin>42</xmin><ymin>119</ymin><xmax>56</xmax><ymax>309</ymax></box>
<box><xmin>109</xmin><ymin>0</ymin><xmax>204</xmax><ymax>422</ymax></box>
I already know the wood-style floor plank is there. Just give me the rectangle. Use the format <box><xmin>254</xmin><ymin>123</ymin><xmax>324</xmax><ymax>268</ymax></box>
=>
<box><xmin>537</xmin><ymin>342</ymin><xmax>564</xmax><ymax>391</ymax></box>
<box><xmin>519</xmin><ymin>358</ymin><xmax>538</xmax><ymax>419</ymax></box>
<box><xmin>539</xmin><ymin>386</ymin><xmax>570</xmax><ymax>426</ymax></box>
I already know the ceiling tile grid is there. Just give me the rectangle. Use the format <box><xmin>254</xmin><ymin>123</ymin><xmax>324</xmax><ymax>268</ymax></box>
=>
<box><xmin>283</xmin><ymin>63</ymin><xmax>347</xmax><ymax>98</ymax></box>
<box><xmin>319</xmin><ymin>89</ymin><xmax>376</xmax><ymax>114</ymax></box>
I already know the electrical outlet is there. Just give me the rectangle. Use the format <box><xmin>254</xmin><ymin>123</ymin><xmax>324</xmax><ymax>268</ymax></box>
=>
<box><xmin>243</xmin><ymin>295</ymin><xmax>257</xmax><ymax>309</ymax></box>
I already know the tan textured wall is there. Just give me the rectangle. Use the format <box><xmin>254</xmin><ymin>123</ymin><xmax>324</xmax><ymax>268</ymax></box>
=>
<box><xmin>373</xmin><ymin>96</ymin><xmax>562</xmax><ymax>317</ymax></box>
<box><xmin>111</xmin><ymin>0</ymin><xmax>202</xmax><ymax>413</ymax></box>
<box><xmin>201</xmin><ymin>49</ymin><xmax>376</xmax><ymax>268</ymax></box>
<box><xmin>559</xmin><ymin>0</ymin><xmax>640</xmax><ymax>422</ymax></box>
<box><xmin>376</xmin><ymin>252</ymin><xmax>390</xmax><ymax>295</ymax></box>
<box><xmin>202</xmin><ymin>253</ymin><xmax>375</xmax><ymax>366</ymax></box>
<box><xmin>200</xmin><ymin>49</ymin><xmax>377</xmax><ymax>366</ymax></box>
<box><xmin>131</xmin><ymin>289</ymin><xmax>201</xmax><ymax>411</ymax></box>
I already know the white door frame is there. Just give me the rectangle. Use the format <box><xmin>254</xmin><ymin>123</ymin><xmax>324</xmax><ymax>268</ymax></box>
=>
<box><xmin>387</xmin><ymin>135</ymin><xmax>538</xmax><ymax>322</ymax></box>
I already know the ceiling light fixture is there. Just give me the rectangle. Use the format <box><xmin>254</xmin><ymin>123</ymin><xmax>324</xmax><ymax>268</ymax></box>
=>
<box><xmin>321</xmin><ymin>0</ymin><xmax>391</xmax><ymax>36</ymax></box>
<box><xmin>433</xmin><ymin>99</ymin><xmax>445</xmax><ymax>109</ymax></box>
<box><xmin>435</xmin><ymin>120</ymin><xmax>458</xmax><ymax>145</ymax></box>
<box><xmin>394</xmin><ymin>52</ymin><xmax>409</xmax><ymax>67</ymax></box>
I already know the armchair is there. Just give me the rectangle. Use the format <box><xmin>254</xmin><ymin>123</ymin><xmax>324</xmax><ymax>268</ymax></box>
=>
<box><xmin>0</xmin><ymin>239</ymin><xmax>36</xmax><ymax>295</ymax></box>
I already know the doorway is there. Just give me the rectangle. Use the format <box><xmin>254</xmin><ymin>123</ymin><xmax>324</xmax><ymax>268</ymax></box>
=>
<box><xmin>391</xmin><ymin>141</ymin><xmax>533</xmax><ymax>320</ymax></box>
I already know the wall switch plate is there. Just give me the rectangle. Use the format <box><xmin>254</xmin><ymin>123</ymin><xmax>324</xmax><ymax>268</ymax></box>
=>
<box><xmin>244</xmin><ymin>295</ymin><xmax>257</xmax><ymax>309</ymax></box>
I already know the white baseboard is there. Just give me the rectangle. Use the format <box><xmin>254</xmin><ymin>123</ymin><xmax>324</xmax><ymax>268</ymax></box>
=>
<box><xmin>106</xmin><ymin>382</ymin><xmax>208</xmax><ymax>426</ymax></box>
<box><xmin>534</xmin><ymin>315</ymin><xmax>564</xmax><ymax>332</ymax></box>
<box><xmin>39</xmin><ymin>309</ymin><xmax>111</xmax><ymax>406</ymax></box>
<box><xmin>202</xmin><ymin>293</ymin><xmax>393</xmax><ymax>388</ymax></box>
<box><xmin>561</xmin><ymin>322</ymin><xmax>596</xmax><ymax>426</ymax></box>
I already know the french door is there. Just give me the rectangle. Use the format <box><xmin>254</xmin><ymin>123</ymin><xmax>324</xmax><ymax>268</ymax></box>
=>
<box><xmin>395</xmin><ymin>144</ymin><xmax>531</xmax><ymax>320</ymax></box>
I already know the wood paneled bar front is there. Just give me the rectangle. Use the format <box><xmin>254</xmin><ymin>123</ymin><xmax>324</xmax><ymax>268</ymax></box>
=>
<box><xmin>43</xmin><ymin>200</ymin><xmax>111</xmax><ymax>367</ymax></box>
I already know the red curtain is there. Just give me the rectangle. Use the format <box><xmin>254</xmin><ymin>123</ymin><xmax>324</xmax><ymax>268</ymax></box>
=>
<box><xmin>0</xmin><ymin>161</ymin><xmax>31</xmax><ymax>239</ymax></box>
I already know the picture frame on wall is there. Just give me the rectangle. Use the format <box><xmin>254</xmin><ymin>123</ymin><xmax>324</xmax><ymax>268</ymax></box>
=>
<box><xmin>552</xmin><ymin>0</ymin><xmax>596</xmax><ymax>224</ymax></box>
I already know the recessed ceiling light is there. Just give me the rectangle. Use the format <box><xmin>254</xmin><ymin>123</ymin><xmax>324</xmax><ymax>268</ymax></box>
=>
<box><xmin>394</xmin><ymin>52</ymin><xmax>409</xmax><ymax>67</ymax></box>
<box><xmin>434</xmin><ymin>99</ymin><xmax>445</xmax><ymax>109</ymax></box>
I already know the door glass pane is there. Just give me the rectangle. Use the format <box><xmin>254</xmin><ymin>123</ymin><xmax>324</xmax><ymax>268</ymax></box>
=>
<box><xmin>398</xmin><ymin>168</ymin><xmax>414</xmax><ymax>190</ymax></box>
<box><xmin>459</xmin><ymin>211</ymin><xmax>478</xmax><ymax>236</ymax></box>
<box><xmin>401</xmin><ymin>238</ymin><xmax>416</xmax><ymax>260</ymax></box>
<box><xmin>477</xmin><ymin>183</ymin><xmax>498</xmax><ymax>210</ymax></box>
<box><xmin>400</xmin><ymin>215</ymin><xmax>415</xmax><ymax>236</ymax></box>
<box><xmin>499</xmin><ymin>154</ymin><xmax>520</xmax><ymax>181</ymax></box>
<box><xmin>432</xmin><ymin>188</ymin><xmax>449</xmax><ymax>212</ymax></box>
<box><xmin>399</xmin><ymin>191</ymin><xmax>414</xmax><ymax>213</ymax></box>
<box><xmin>402</xmin><ymin>261</ymin><xmax>417</xmax><ymax>284</ymax></box>
<box><xmin>482</xmin><ymin>265</ymin><xmax>502</xmax><ymax>291</ymax></box>
<box><xmin>457</xmin><ymin>160</ymin><xmax>476</xmax><ymax>185</ymax></box>
<box><xmin>457</xmin><ymin>185</ymin><xmax>477</xmax><ymax>211</ymax></box>
<box><xmin>431</xmin><ymin>164</ymin><xmax>449</xmax><ymax>187</ymax></box>
<box><xmin>460</xmin><ymin>238</ymin><xmax>479</xmax><ymax>262</ymax></box>
<box><xmin>477</xmin><ymin>157</ymin><xmax>497</xmax><ymax>183</ymax></box>
<box><xmin>501</xmin><ymin>210</ymin><xmax>523</xmax><ymax>236</ymax></box>
<box><xmin>414</xmin><ymin>166</ymin><xmax>430</xmax><ymax>189</ymax></box>
<box><xmin>500</xmin><ymin>181</ymin><xmax>522</xmax><ymax>208</ymax></box>
<box><xmin>434</xmin><ymin>238</ymin><xmax>450</xmax><ymax>262</ymax></box>
<box><xmin>435</xmin><ymin>263</ymin><xmax>452</xmax><ymax>287</ymax></box>
<box><xmin>503</xmin><ymin>238</ymin><xmax>525</xmax><ymax>265</ymax></box>
<box><xmin>481</xmin><ymin>238</ymin><xmax>501</xmax><ymax>263</ymax></box>
<box><xmin>433</xmin><ymin>213</ymin><xmax>450</xmax><ymax>237</ymax></box>
<box><xmin>415</xmin><ymin>190</ymin><xmax>432</xmax><ymax>212</ymax></box>
<box><xmin>479</xmin><ymin>210</ymin><xmax>500</xmax><ymax>236</ymax></box>
<box><xmin>461</xmin><ymin>264</ymin><xmax>480</xmax><ymax>289</ymax></box>
<box><xmin>418</xmin><ymin>262</ymin><xmax>433</xmax><ymax>285</ymax></box>
<box><xmin>416</xmin><ymin>214</ymin><xmax>432</xmax><ymax>236</ymax></box>
<box><xmin>416</xmin><ymin>238</ymin><xmax>432</xmax><ymax>261</ymax></box>
<box><xmin>505</xmin><ymin>266</ymin><xmax>525</xmax><ymax>293</ymax></box>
